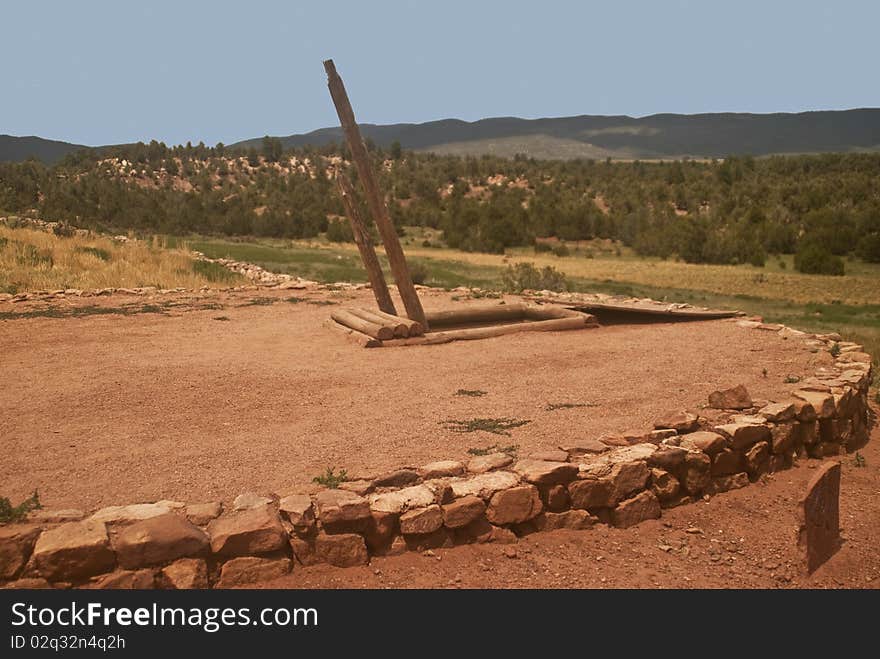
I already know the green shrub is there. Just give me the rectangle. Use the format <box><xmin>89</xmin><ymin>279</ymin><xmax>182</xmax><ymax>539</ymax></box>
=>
<box><xmin>313</xmin><ymin>467</ymin><xmax>347</xmax><ymax>489</ymax></box>
<box><xmin>552</xmin><ymin>243</ymin><xmax>570</xmax><ymax>257</ymax></box>
<box><xmin>192</xmin><ymin>259</ymin><xmax>239</xmax><ymax>282</ymax></box>
<box><xmin>76</xmin><ymin>246</ymin><xmax>111</xmax><ymax>261</ymax></box>
<box><xmin>502</xmin><ymin>262</ymin><xmax>568</xmax><ymax>293</ymax></box>
<box><xmin>0</xmin><ymin>491</ymin><xmax>41</xmax><ymax>523</ymax></box>
<box><xmin>794</xmin><ymin>242</ymin><xmax>845</xmax><ymax>276</ymax></box>
<box><xmin>15</xmin><ymin>243</ymin><xmax>53</xmax><ymax>268</ymax></box>
<box><xmin>408</xmin><ymin>261</ymin><xmax>429</xmax><ymax>285</ymax></box>
<box><xmin>326</xmin><ymin>218</ymin><xmax>354</xmax><ymax>243</ymax></box>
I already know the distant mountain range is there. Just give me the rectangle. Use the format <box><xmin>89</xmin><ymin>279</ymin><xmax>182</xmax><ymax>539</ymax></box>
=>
<box><xmin>0</xmin><ymin>134</ymin><xmax>88</xmax><ymax>164</ymax></box>
<box><xmin>4</xmin><ymin>108</ymin><xmax>880</xmax><ymax>164</ymax></box>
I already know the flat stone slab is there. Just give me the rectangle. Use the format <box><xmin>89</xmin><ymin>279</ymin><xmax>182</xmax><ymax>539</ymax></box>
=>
<box><xmin>513</xmin><ymin>459</ymin><xmax>578</xmax><ymax>485</ymax></box>
<box><xmin>450</xmin><ymin>471</ymin><xmax>520</xmax><ymax>500</ymax></box>
<box><xmin>90</xmin><ymin>503</ymin><xmax>172</xmax><ymax>525</ymax></box>
<box><xmin>233</xmin><ymin>493</ymin><xmax>273</xmax><ymax>511</ymax></box>
<box><xmin>467</xmin><ymin>452</ymin><xmax>514</xmax><ymax>474</ymax></box>
<box><xmin>370</xmin><ymin>485</ymin><xmax>436</xmax><ymax>514</ymax></box>
<box><xmin>798</xmin><ymin>461</ymin><xmax>841</xmax><ymax>573</ymax></box>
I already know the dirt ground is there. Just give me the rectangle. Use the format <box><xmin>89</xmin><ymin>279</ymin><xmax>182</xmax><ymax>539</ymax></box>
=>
<box><xmin>0</xmin><ymin>287</ymin><xmax>844</xmax><ymax>512</ymax></box>
<box><xmin>260</xmin><ymin>418</ymin><xmax>880</xmax><ymax>589</ymax></box>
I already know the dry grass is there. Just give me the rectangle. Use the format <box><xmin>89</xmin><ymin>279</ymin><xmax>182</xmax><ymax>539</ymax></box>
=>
<box><xmin>396</xmin><ymin>247</ymin><xmax>880</xmax><ymax>306</ymax></box>
<box><xmin>0</xmin><ymin>226</ymin><xmax>241</xmax><ymax>293</ymax></box>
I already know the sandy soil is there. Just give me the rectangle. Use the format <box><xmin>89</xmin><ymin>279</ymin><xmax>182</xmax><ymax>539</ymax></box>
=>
<box><xmin>259</xmin><ymin>418</ymin><xmax>880</xmax><ymax>589</ymax></box>
<box><xmin>1</xmin><ymin>287</ymin><xmax>834</xmax><ymax>511</ymax></box>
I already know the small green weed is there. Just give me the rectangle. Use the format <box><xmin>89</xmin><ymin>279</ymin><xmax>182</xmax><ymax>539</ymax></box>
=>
<box><xmin>443</xmin><ymin>417</ymin><xmax>531</xmax><ymax>436</ymax></box>
<box><xmin>454</xmin><ymin>389</ymin><xmax>487</xmax><ymax>397</ymax></box>
<box><xmin>853</xmin><ymin>452</ymin><xmax>866</xmax><ymax>468</ymax></box>
<box><xmin>0</xmin><ymin>491</ymin><xmax>42</xmax><ymax>523</ymax></box>
<box><xmin>312</xmin><ymin>467</ymin><xmax>348</xmax><ymax>489</ymax></box>
<box><xmin>830</xmin><ymin>342</ymin><xmax>841</xmax><ymax>357</ymax></box>
<box><xmin>467</xmin><ymin>444</ymin><xmax>519</xmax><ymax>457</ymax></box>
<box><xmin>244</xmin><ymin>297</ymin><xmax>276</xmax><ymax>306</ymax></box>
<box><xmin>784</xmin><ymin>375</ymin><xmax>801</xmax><ymax>384</ymax></box>
<box><xmin>546</xmin><ymin>402</ymin><xmax>598</xmax><ymax>411</ymax></box>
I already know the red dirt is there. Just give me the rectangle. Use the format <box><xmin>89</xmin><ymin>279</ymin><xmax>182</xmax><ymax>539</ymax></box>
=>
<box><xmin>0</xmin><ymin>287</ymin><xmax>839</xmax><ymax>513</ymax></box>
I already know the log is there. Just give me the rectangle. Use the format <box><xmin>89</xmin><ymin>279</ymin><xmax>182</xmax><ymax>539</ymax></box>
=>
<box><xmin>367</xmin><ymin>309</ymin><xmax>424</xmax><ymax>337</ymax></box>
<box><xmin>325</xmin><ymin>319</ymin><xmax>382</xmax><ymax>348</ymax></box>
<box><xmin>522</xmin><ymin>304</ymin><xmax>582</xmax><ymax>320</ymax></box>
<box><xmin>424</xmin><ymin>302</ymin><xmax>527</xmax><ymax>327</ymax></box>
<box><xmin>324</xmin><ymin>59</ymin><xmax>428</xmax><ymax>330</ymax></box>
<box><xmin>348</xmin><ymin>307</ymin><xmax>409</xmax><ymax>338</ymax></box>
<box><xmin>335</xmin><ymin>173</ymin><xmax>396</xmax><ymax>316</ymax></box>
<box><xmin>382</xmin><ymin>315</ymin><xmax>592</xmax><ymax>347</ymax></box>
<box><xmin>331</xmin><ymin>308</ymin><xmax>394</xmax><ymax>341</ymax></box>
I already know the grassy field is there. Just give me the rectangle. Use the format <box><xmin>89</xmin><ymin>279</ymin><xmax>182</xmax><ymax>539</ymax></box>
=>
<box><xmin>0</xmin><ymin>225</ymin><xmax>243</xmax><ymax>293</ymax></box>
<box><xmin>190</xmin><ymin>234</ymin><xmax>880</xmax><ymax>365</ymax></box>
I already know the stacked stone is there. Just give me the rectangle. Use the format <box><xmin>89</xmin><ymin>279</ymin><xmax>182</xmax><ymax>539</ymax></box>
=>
<box><xmin>0</xmin><ymin>326</ymin><xmax>873</xmax><ymax>589</ymax></box>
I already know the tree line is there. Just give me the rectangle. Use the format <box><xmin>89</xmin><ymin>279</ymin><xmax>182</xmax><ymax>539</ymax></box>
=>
<box><xmin>1</xmin><ymin>140</ymin><xmax>879</xmax><ymax>274</ymax></box>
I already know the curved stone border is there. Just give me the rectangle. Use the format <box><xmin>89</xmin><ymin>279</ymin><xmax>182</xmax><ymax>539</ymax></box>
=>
<box><xmin>0</xmin><ymin>318</ymin><xmax>874</xmax><ymax>589</ymax></box>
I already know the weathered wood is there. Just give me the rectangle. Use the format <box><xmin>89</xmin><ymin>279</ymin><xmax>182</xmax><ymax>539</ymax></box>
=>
<box><xmin>335</xmin><ymin>173</ymin><xmax>396</xmax><ymax>316</ymax></box>
<box><xmin>325</xmin><ymin>319</ymin><xmax>382</xmax><ymax>348</ymax></box>
<box><xmin>324</xmin><ymin>59</ymin><xmax>428</xmax><ymax>329</ymax></box>
<box><xmin>382</xmin><ymin>315</ymin><xmax>592</xmax><ymax>347</ymax></box>
<box><xmin>368</xmin><ymin>309</ymin><xmax>424</xmax><ymax>337</ymax></box>
<box><xmin>522</xmin><ymin>304</ymin><xmax>583</xmax><ymax>320</ymax></box>
<box><xmin>424</xmin><ymin>302</ymin><xmax>527</xmax><ymax>327</ymax></box>
<box><xmin>348</xmin><ymin>307</ymin><xmax>409</xmax><ymax>338</ymax></box>
<box><xmin>331</xmin><ymin>308</ymin><xmax>394</xmax><ymax>341</ymax></box>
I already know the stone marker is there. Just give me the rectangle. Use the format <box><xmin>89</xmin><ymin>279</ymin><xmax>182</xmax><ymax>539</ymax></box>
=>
<box><xmin>798</xmin><ymin>461</ymin><xmax>841</xmax><ymax>573</ymax></box>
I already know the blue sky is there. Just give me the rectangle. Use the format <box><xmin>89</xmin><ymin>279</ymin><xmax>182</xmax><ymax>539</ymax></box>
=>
<box><xmin>2</xmin><ymin>0</ymin><xmax>878</xmax><ymax>146</ymax></box>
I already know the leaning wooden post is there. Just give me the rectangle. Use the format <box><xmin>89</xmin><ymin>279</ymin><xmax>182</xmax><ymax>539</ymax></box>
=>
<box><xmin>323</xmin><ymin>59</ymin><xmax>428</xmax><ymax>329</ymax></box>
<box><xmin>335</xmin><ymin>172</ymin><xmax>397</xmax><ymax>316</ymax></box>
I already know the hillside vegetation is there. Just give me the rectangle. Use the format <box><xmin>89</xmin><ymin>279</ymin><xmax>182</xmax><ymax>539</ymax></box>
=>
<box><xmin>1</xmin><ymin>141</ymin><xmax>879</xmax><ymax>275</ymax></box>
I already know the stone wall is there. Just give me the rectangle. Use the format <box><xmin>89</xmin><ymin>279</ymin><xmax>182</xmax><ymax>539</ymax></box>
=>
<box><xmin>0</xmin><ymin>321</ymin><xmax>874</xmax><ymax>589</ymax></box>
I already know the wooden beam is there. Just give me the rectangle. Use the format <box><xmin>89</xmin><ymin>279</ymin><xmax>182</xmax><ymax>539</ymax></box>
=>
<box><xmin>331</xmin><ymin>308</ymin><xmax>394</xmax><ymax>340</ymax></box>
<box><xmin>424</xmin><ymin>302</ymin><xmax>527</xmax><ymax>327</ymax></box>
<box><xmin>335</xmin><ymin>173</ymin><xmax>396</xmax><ymax>315</ymax></box>
<box><xmin>348</xmin><ymin>307</ymin><xmax>409</xmax><ymax>338</ymax></box>
<box><xmin>368</xmin><ymin>308</ymin><xmax>424</xmax><ymax>337</ymax></box>
<box><xmin>325</xmin><ymin>319</ymin><xmax>382</xmax><ymax>348</ymax></box>
<box><xmin>323</xmin><ymin>59</ymin><xmax>428</xmax><ymax>329</ymax></box>
<box><xmin>381</xmin><ymin>315</ymin><xmax>592</xmax><ymax>347</ymax></box>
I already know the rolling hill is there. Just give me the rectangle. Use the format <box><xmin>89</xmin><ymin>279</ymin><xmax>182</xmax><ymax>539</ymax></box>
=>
<box><xmin>233</xmin><ymin>108</ymin><xmax>880</xmax><ymax>160</ymax></box>
<box><xmin>0</xmin><ymin>135</ymin><xmax>88</xmax><ymax>164</ymax></box>
<box><xmin>3</xmin><ymin>108</ymin><xmax>879</xmax><ymax>163</ymax></box>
